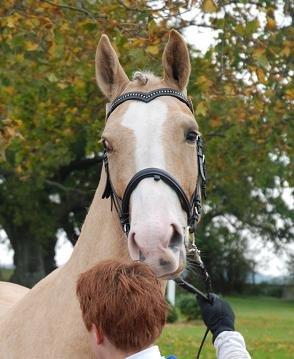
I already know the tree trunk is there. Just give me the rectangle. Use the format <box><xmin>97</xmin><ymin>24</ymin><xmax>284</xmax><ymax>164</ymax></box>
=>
<box><xmin>5</xmin><ymin>225</ymin><xmax>47</xmax><ymax>288</ymax></box>
<box><xmin>43</xmin><ymin>237</ymin><xmax>58</xmax><ymax>275</ymax></box>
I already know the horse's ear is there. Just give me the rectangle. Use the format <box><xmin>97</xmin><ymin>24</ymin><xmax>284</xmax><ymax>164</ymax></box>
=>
<box><xmin>162</xmin><ymin>30</ymin><xmax>191</xmax><ymax>92</ymax></box>
<box><xmin>95</xmin><ymin>34</ymin><xmax>129</xmax><ymax>100</ymax></box>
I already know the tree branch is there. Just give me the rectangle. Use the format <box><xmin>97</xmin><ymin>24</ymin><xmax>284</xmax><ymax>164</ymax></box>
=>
<box><xmin>44</xmin><ymin>0</ymin><xmax>102</xmax><ymax>20</ymax></box>
<box><xmin>55</xmin><ymin>155</ymin><xmax>103</xmax><ymax>182</ymax></box>
<box><xmin>45</xmin><ymin>179</ymin><xmax>89</xmax><ymax>195</ymax></box>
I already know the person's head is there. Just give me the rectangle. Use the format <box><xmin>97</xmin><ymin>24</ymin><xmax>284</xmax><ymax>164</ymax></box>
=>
<box><xmin>76</xmin><ymin>259</ymin><xmax>167</xmax><ymax>358</ymax></box>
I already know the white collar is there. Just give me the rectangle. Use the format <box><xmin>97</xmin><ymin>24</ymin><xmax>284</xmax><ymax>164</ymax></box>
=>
<box><xmin>125</xmin><ymin>345</ymin><xmax>164</xmax><ymax>359</ymax></box>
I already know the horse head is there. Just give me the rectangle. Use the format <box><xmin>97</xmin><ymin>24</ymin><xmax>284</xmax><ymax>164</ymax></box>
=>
<box><xmin>96</xmin><ymin>30</ymin><xmax>201</xmax><ymax>278</ymax></box>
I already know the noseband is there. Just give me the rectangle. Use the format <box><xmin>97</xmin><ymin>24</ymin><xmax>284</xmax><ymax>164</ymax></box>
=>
<box><xmin>102</xmin><ymin>88</ymin><xmax>206</xmax><ymax>235</ymax></box>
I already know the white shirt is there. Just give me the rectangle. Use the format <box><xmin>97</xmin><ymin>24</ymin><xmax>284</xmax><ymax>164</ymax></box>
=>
<box><xmin>214</xmin><ymin>331</ymin><xmax>251</xmax><ymax>359</ymax></box>
<box><xmin>125</xmin><ymin>332</ymin><xmax>251</xmax><ymax>359</ymax></box>
<box><xmin>126</xmin><ymin>345</ymin><xmax>164</xmax><ymax>359</ymax></box>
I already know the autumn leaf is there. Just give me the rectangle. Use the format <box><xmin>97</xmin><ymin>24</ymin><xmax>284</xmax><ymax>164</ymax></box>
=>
<box><xmin>196</xmin><ymin>101</ymin><xmax>208</xmax><ymax>116</ymax></box>
<box><xmin>284</xmin><ymin>89</ymin><xmax>294</xmax><ymax>101</ymax></box>
<box><xmin>201</xmin><ymin>0</ymin><xmax>219</xmax><ymax>13</ymax></box>
<box><xmin>6</xmin><ymin>14</ymin><xmax>21</xmax><ymax>28</ymax></box>
<box><xmin>146</xmin><ymin>45</ymin><xmax>160</xmax><ymax>55</ymax></box>
<box><xmin>224</xmin><ymin>84</ymin><xmax>235</xmax><ymax>96</ymax></box>
<box><xmin>25</xmin><ymin>41</ymin><xmax>39</xmax><ymax>51</ymax></box>
<box><xmin>266</xmin><ymin>16</ymin><xmax>276</xmax><ymax>31</ymax></box>
<box><xmin>74</xmin><ymin>78</ymin><xmax>85</xmax><ymax>89</ymax></box>
<box><xmin>47</xmin><ymin>73</ymin><xmax>58</xmax><ymax>82</ymax></box>
<box><xmin>4</xmin><ymin>86</ymin><xmax>15</xmax><ymax>95</ymax></box>
<box><xmin>281</xmin><ymin>45</ymin><xmax>291</xmax><ymax>57</ymax></box>
<box><xmin>256</xmin><ymin>68</ymin><xmax>266</xmax><ymax>83</ymax></box>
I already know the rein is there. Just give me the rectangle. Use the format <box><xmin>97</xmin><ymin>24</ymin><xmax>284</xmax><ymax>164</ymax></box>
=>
<box><xmin>101</xmin><ymin>87</ymin><xmax>212</xmax><ymax>358</ymax></box>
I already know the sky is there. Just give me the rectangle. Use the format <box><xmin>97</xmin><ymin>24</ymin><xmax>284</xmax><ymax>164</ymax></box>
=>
<box><xmin>0</xmin><ymin>2</ymin><xmax>292</xmax><ymax>277</ymax></box>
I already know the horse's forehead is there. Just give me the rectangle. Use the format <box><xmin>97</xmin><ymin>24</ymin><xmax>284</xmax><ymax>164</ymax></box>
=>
<box><xmin>121</xmin><ymin>99</ymin><xmax>168</xmax><ymax>132</ymax></box>
<box><xmin>121</xmin><ymin>99</ymin><xmax>168</xmax><ymax>170</ymax></box>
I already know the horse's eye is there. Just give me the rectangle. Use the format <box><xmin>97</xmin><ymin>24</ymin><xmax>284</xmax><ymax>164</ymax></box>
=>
<box><xmin>102</xmin><ymin>138</ymin><xmax>113</xmax><ymax>153</ymax></box>
<box><xmin>186</xmin><ymin>131</ymin><xmax>198</xmax><ymax>143</ymax></box>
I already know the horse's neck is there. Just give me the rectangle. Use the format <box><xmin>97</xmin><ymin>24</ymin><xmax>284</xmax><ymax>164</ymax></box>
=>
<box><xmin>61</xmin><ymin>168</ymin><xmax>129</xmax><ymax>276</ymax></box>
<box><xmin>0</xmin><ymin>170</ymin><xmax>129</xmax><ymax>357</ymax></box>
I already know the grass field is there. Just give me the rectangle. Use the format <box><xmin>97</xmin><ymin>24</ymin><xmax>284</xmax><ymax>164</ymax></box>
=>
<box><xmin>0</xmin><ymin>268</ymin><xmax>14</xmax><ymax>281</ymax></box>
<box><xmin>157</xmin><ymin>296</ymin><xmax>294</xmax><ymax>359</ymax></box>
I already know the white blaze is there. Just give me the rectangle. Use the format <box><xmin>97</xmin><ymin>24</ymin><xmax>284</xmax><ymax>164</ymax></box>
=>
<box><xmin>122</xmin><ymin>99</ymin><xmax>166</xmax><ymax>170</ymax></box>
<box><xmin>121</xmin><ymin>99</ymin><xmax>186</xmax><ymax>244</ymax></box>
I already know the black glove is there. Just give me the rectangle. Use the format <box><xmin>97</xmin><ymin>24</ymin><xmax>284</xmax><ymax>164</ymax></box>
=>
<box><xmin>197</xmin><ymin>293</ymin><xmax>235</xmax><ymax>342</ymax></box>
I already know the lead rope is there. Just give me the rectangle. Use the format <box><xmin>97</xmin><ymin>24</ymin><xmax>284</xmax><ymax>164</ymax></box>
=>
<box><xmin>196</xmin><ymin>328</ymin><xmax>210</xmax><ymax>359</ymax></box>
<box><xmin>175</xmin><ymin>228</ymin><xmax>212</xmax><ymax>359</ymax></box>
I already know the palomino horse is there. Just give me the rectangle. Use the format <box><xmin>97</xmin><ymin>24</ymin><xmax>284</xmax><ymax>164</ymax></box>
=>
<box><xmin>0</xmin><ymin>30</ymin><xmax>201</xmax><ymax>358</ymax></box>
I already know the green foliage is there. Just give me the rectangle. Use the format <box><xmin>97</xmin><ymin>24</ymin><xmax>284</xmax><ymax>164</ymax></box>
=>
<box><xmin>178</xmin><ymin>294</ymin><xmax>201</xmax><ymax>321</ymax></box>
<box><xmin>167</xmin><ymin>301</ymin><xmax>179</xmax><ymax>324</ymax></box>
<box><xmin>0</xmin><ymin>267</ymin><xmax>14</xmax><ymax>282</ymax></box>
<box><xmin>0</xmin><ymin>0</ymin><xmax>293</xmax><ymax>285</ymax></box>
<box><xmin>286</xmin><ymin>254</ymin><xmax>294</xmax><ymax>284</ymax></box>
<box><xmin>196</xmin><ymin>226</ymin><xmax>256</xmax><ymax>293</ymax></box>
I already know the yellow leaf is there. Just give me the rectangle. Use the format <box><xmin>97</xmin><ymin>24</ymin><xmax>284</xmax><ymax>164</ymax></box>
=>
<box><xmin>47</xmin><ymin>73</ymin><xmax>58</xmax><ymax>82</ymax></box>
<box><xmin>0</xmin><ymin>149</ymin><xmax>6</xmax><ymax>162</ymax></box>
<box><xmin>16</xmin><ymin>53</ymin><xmax>24</xmax><ymax>62</ymax></box>
<box><xmin>201</xmin><ymin>0</ymin><xmax>218</xmax><ymax>13</ymax></box>
<box><xmin>57</xmin><ymin>83</ymin><xmax>67</xmax><ymax>89</ymax></box>
<box><xmin>196</xmin><ymin>102</ymin><xmax>207</xmax><ymax>116</ymax></box>
<box><xmin>48</xmin><ymin>43</ymin><xmax>56</xmax><ymax>58</ymax></box>
<box><xmin>210</xmin><ymin>117</ymin><xmax>221</xmax><ymax>128</ymax></box>
<box><xmin>74</xmin><ymin>79</ymin><xmax>85</xmax><ymax>89</ymax></box>
<box><xmin>148</xmin><ymin>20</ymin><xmax>158</xmax><ymax>37</ymax></box>
<box><xmin>146</xmin><ymin>45</ymin><xmax>160</xmax><ymax>55</ymax></box>
<box><xmin>224</xmin><ymin>84</ymin><xmax>235</xmax><ymax>96</ymax></box>
<box><xmin>196</xmin><ymin>75</ymin><xmax>213</xmax><ymax>91</ymax></box>
<box><xmin>64</xmin><ymin>128</ymin><xmax>73</xmax><ymax>137</ymax></box>
<box><xmin>6</xmin><ymin>127</ymin><xmax>16</xmax><ymax>137</ymax></box>
<box><xmin>6</xmin><ymin>14</ymin><xmax>21</xmax><ymax>28</ymax></box>
<box><xmin>252</xmin><ymin>47</ymin><xmax>265</xmax><ymax>59</ymax></box>
<box><xmin>284</xmin><ymin>89</ymin><xmax>294</xmax><ymax>100</ymax></box>
<box><xmin>266</xmin><ymin>17</ymin><xmax>276</xmax><ymax>30</ymax></box>
<box><xmin>281</xmin><ymin>46</ymin><xmax>291</xmax><ymax>57</ymax></box>
<box><xmin>25</xmin><ymin>41</ymin><xmax>39</xmax><ymax>51</ymax></box>
<box><xmin>4</xmin><ymin>86</ymin><xmax>15</xmax><ymax>95</ymax></box>
<box><xmin>131</xmin><ymin>38</ymin><xmax>145</xmax><ymax>47</ymax></box>
<box><xmin>15</xmin><ymin>165</ymin><xmax>22</xmax><ymax>174</ymax></box>
<box><xmin>256</xmin><ymin>68</ymin><xmax>266</xmax><ymax>83</ymax></box>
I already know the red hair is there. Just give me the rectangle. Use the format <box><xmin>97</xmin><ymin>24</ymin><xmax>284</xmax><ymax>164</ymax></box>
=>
<box><xmin>76</xmin><ymin>259</ymin><xmax>167</xmax><ymax>352</ymax></box>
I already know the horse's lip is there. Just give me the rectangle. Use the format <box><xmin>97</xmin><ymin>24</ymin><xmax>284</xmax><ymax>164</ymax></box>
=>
<box><xmin>158</xmin><ymin>264</ymin><xmax>185</xmax><ymax>280</ymax></box>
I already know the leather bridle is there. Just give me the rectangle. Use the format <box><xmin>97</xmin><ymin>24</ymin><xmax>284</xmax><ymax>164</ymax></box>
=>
<box><xmin>101</xmin><ymin>88</ymin><xmax>207</xmax><ymax>236</ymax></box>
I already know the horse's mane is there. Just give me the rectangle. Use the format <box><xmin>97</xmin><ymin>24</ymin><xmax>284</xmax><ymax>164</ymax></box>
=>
<box><xmin>132</xmin><ymin>71</ymin><xmax>159</xmax><ymax>85</ymax></box>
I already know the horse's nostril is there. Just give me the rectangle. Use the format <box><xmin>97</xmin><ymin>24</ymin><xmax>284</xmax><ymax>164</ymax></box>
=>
<box><xmin>159</xmin><ymin>258</ymin><xmax>171</xmax><ymax>266</ymax></box>
<box><xmin>139</xmin><ymin>250</ymin><xmax>146</xmax><ymax>261</ymax></box>
<box><xmin>129</xmin><ymin>231</ymin><xmax>140</xmax><ymax>260</ymax></box>
<box><xmin>169</xmin><ymin>224</ymin><xmax>182</xmax><ymax>250</ymax></box>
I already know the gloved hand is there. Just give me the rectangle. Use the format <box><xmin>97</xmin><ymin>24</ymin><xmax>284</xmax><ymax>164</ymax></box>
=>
<box><xmin>197</xmin><ymin>293</ymin><xmax>235</xmax><ymax>342</ymax></box>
